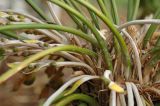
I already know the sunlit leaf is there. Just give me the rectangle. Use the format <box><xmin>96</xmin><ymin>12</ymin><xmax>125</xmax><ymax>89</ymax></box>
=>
<box><xmin>108</xmin><ymin>81</ymin><xmax>124</xmax><ymax>93</ymax></box>
<box><xmin>23</xmin><ymin>39</ymin><xmax>39</xmax><ymax>44</ymax></box>
<box><xmin>7</xmin><ymin>62</ymin><xmax>19</xmax><ymax>68</ymax></box>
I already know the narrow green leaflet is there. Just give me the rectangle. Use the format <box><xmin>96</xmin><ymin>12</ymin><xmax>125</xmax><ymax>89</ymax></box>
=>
<box><xmin>25</xmin><ymin>0</ymin><xmax>50</xmax><ymax>21</ymax></box>
<box><xmin>127</xmin><ymin>0</ymin><xmax>140</xmax><ymax>21</ymax></box>
<box><xmin>64</xmin><ymin>76</ymin><xmax>99</xmax><ymax>96</ymax></box>
<box><xmin>54</xmin><ymin>93</ymin><xmax>98</xmax><ymax>106</ymax></box>
<box><xmin>0</xmin><ymin>48</ymin><xmax>5</xmax><ymax>61</ymax></box>
<box><xmin>143</xmin><ymin>8</ymin><xmax>160</xmax><ymax>48</ymax></box>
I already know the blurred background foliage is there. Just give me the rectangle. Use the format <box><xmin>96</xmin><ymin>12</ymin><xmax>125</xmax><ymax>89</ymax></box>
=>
<box><xmin>1</xmin><ymin>0</ymin><xmax>160</xmax><ymax>19</ymax></box>
<box><xmin>0</xmin><ymin>0</ymin><xmax>160</xmax><ymax>17</ymax></box>
<box><xmin>1</xmin><ymin>0</ymin><xmax>160</xmax><ymax>106</ymax></box>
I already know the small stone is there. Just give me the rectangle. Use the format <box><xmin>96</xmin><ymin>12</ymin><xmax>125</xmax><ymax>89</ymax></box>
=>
<box><xmin>0</xmin><ymin>17</ymin><xmax>9</xmax><ymax>25</ymax></box>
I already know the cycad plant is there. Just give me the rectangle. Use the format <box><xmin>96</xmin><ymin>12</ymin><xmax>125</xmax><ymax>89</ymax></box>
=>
<box><xmin>0</xmin><ymin>0</ymin><xmax>160</xmax><ymax>106</ymax></box>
